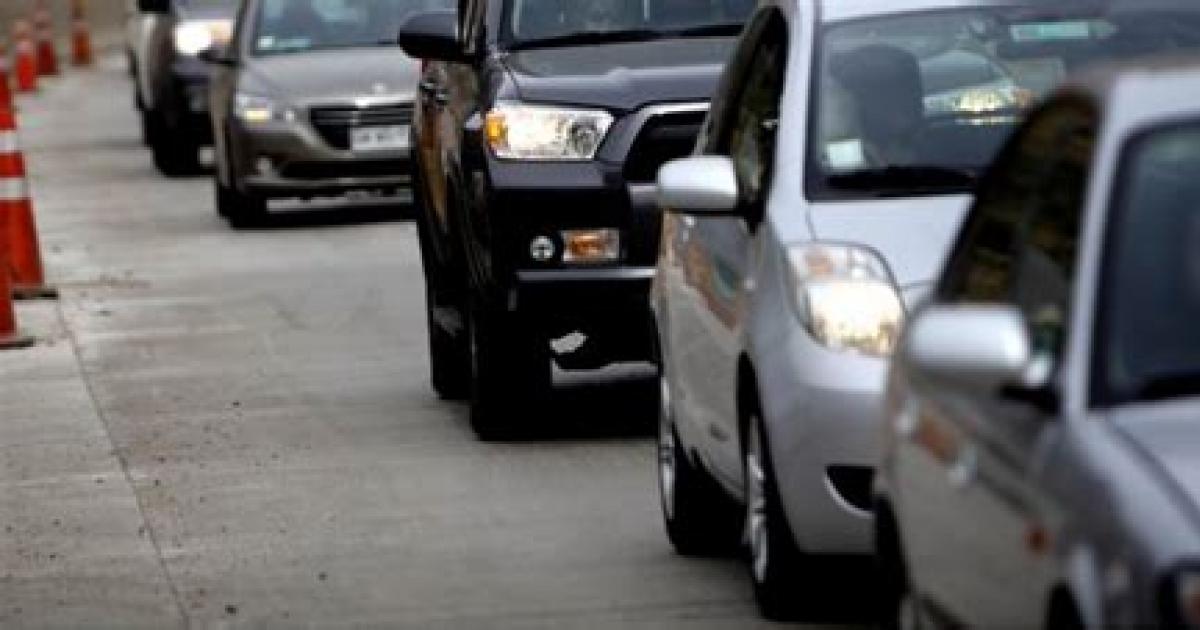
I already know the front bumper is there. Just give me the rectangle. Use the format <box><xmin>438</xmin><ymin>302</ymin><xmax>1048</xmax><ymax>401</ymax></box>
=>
<box><xmin>231</xmin><ymin>119</ymin><xmax>411</xmax><ymax>199</ymax></box>
<box><xmin>756</xmin><ymin>322</ymin><xmax>889</xmax><ymax>555</ymax></box>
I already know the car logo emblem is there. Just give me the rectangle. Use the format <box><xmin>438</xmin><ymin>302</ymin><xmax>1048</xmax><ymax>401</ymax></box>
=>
<box><xmin>530</xmin><ymin>236</ymin><xmax>556</xmax><ymax>262</ymax></box>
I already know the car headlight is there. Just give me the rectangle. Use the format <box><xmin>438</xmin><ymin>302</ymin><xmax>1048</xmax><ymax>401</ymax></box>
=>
<box><xmin>234</xmin><ymin>93</ymin><xmax>294</xmax><ymax>124</ymax></box>
<box><xmin>484</xmin><ymin>103</ymin><xmax>613</xmax><ymax>160</ymax></box>
<box><xmin>786</xmin><ymin>243</ymin><xmax>904</xmax><ymax>358</ymax></box>
<box><xmin>173</xmin><ymin>19</ymin><xmax>233</xmax><ymax>56</ymax></box>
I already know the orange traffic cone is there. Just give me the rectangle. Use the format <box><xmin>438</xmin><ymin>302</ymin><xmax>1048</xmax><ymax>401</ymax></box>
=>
<box><xmin>13</xmin><ymin>19</ymin><xmax>38</xmax><ymax>93</ymax></box>
<box><xmin>0</xmin><ymin>242</ymin><xmax>34</xmax><ymax>349</ymax></box>
<box><xmin>0</xmin><ymin>108</ymin><xmax>55</xmax><ymax>300</ymax></box>
<box><xmin>70</xmin><ymin>0</ymin><xmax>92</xmax><ymax>68</ymax></box>
<box><xmin>0</xmin><ymin>42</ymin><xmax>13</xmax><ymax>111</ymax></box>
<box><xmin>34</xmin><ymin>1</ymin><xmax>59</xmax><ymax>77</ymax></box>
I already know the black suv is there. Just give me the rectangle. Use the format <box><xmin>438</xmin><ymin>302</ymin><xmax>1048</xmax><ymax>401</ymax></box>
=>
<box><xmin>398</xmin><ymin>0</ymin><xmax>751</xmax><ymax>438</ymax></box>
<box><xmin>133</xmin><ymin>0</ymin><xmax>237</xmax><ymax>176</ymax></box>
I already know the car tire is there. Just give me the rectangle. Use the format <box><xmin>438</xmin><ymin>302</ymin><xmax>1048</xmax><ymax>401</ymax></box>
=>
<box><xmin>215</xmin><ymin>179</ymin><xmax>267</xmax><ymax>228</ymax></box>
<box><xmin>138</xmin><ymin>108</ymin><xmax>152</xmax><ymax>147</ymax></box>
<box><xmin>744</xmin><ymin>411</ymin><xmax>807</xmax><ymax>621</ymax></box>
<box><xmin>877</xmin><ymin>504</ymin><xmax>921</xmax><ymax>630</ymax></box>
<box><xmin>148</xmin><ymin>112</ymin><xmax>202</xmax><ymax>177</ymax></box>
<box><xmin>426</xmin><ymin>287</ymin><xmax>469</xmax><ymax>401</ymax></box>
<box><xmin>466</xmin><ymin>294</ymin><xmax>549</xmax><ymax>441</ymax></box>
<box><xmin>658</xmin><ymin>373</ymin><xmax>741</xmax><ymax>556</ymax></box>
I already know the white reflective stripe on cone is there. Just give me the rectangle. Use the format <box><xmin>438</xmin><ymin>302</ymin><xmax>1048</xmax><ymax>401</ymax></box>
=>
<box><xmin>0</xmin><ymin>178</ymin><xmax>28</xmax><ymax>202</ymax></box>
<box><xmin>0</xmin><ymin>131</ymin><xmax>21</xmax><ymax>154</ymax></box>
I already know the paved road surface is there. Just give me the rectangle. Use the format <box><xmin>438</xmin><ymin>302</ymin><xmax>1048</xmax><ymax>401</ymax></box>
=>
<box><xmin>0</xmin><ymin>54</ymin><xmax>854</xmax><ymax>627</ymax></box>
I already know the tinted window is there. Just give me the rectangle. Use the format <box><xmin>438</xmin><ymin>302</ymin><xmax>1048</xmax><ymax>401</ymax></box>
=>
<box><xmin>808</xmin><ymin>4</ymin><xmax>1200</xmax><ymax>200</ymax></box>
<box><xmin>504</xmin><ymin>0</ymin><xmax>753</xmax><ymax>48</ymax></box>
<box><xmin>253</xmin><ymin>0</ymin><xmax>453</xmax><ymax>55</ymax></box>
<box><xmin>1094</xmin><ymin>125</ymin><xmax>1200</xmax><ymax>405</ymax></box>
<box><xmin>722</xmin><ymin>15</ymin><xmax>786</xmax><ymax>208</ymax></box>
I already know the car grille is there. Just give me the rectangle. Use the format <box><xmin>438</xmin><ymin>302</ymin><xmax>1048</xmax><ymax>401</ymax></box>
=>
<box><xmin>623</xmin><ymin>109</ymin><xmax>707</xmax><ymax>182</ymax></box>
<box><xmin>280</xmin><ymin>160</ymin><xmax>407</xmax><ymax>181</ymax></box>
<box><xmin>309</xmin><ymin>103</ymin><xmax>415</xmax><ymax>150</ymax></box>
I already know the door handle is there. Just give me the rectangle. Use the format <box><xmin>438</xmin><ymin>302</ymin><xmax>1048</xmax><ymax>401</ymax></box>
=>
<box><xmin>947</xmin><ymin>445</ymin><xmax>977</xmax><ymax>491</ymax></box>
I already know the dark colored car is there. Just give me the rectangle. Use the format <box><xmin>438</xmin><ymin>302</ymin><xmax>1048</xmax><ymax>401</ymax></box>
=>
<box><xmin>205</xmin><ymin>0</ymin><xmax>449</xmax><ymax>226</ymax></box>
<box><xmin>133</xmin><ymin>0</ymin><xmax>237</xmax><ymax>176</ymax></box>
<box><xmin>398</xmin><ymin>0</ymin><xmax>752</xmax><ymax>439</ymax></box>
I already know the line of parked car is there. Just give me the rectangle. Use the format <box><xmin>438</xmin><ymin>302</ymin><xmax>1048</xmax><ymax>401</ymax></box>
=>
<box><xmin>125</xmin><ymin>0</ymin><xmax>1200</xmax><ymax>626</ymax></box>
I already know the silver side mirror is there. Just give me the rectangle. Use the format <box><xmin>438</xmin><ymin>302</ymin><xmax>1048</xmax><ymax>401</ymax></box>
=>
<box><xmin>656</xmin><ymin>155</ymin><xmax>739</xmax><ymax>215</ymax></box>
<box><xmin>901</xmin><ymin>305</ymin><xmax>1034</xmax><ymax>393</ymax></box>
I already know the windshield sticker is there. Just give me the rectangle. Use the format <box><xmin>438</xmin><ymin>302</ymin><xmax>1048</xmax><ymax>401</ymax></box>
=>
<box><xmin>825</xmin><ymin>140</ymin><xmax>868</xmax><ymax>170</ymax></box>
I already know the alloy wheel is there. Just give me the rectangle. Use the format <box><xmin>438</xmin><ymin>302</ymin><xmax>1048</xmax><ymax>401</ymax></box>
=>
<box><xmin>745</xmin><ymin>416</ymin><xmax>769</xmax><ymax>583</ymax></box>
<box><xmin>657</xmin><ymin>375</ymin><xmax>677</xmax><ymax>520</ymax></box>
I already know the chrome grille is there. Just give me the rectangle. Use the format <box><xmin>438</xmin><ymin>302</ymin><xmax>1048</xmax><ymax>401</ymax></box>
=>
<box><xmin>309</xmin><ymin>103</ymin><xmax>415</xmax><ymax>150</ymax></box>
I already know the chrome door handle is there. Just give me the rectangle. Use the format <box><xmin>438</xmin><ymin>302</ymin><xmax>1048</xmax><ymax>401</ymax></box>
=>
<box><xmin>947</xmin><ymin>446</ymin><xmax>977</xmax><ymax>490</ymax></box>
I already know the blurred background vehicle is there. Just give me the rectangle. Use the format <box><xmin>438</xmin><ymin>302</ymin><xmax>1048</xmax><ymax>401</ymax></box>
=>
<box><xmin>205</xmin><ymin>0</ymin><xmax>448</xmax><ymax>226</ymax></box>
<box><xmin>131</xmin><ymin>0</ymin><xmax>237</xmax><ymax>176</ymax></box>
<box><xmin>398</xmin><ymin>0</ymin><xmax>754</xmax><ymax>439</ymax></box>
<box><xmin>878</xmin><ymin>58</ymin><xmax>1200</xmax><ymax>630</ymax></box>
<box><xmin>653</xmin><ymin>0</ymin><xmax>1200</xmax><ymax>621</ymax></box>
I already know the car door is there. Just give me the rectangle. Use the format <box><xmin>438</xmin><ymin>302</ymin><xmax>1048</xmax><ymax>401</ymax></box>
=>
<box><xmin>671</xmin><ymin>10</ymin><xmax>786</xmax><ymax>489</ymax></box>
<box><xmin>898</xmin><ymin>98</ymin><xmax>1096</xmax><ymax>627</ymax></box>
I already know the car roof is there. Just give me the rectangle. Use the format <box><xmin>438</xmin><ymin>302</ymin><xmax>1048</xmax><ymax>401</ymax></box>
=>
<box><xmin>811</xmin><ymin>0</ymin><xmax>1200</xmax><ymax>24</ymax></box>
<box><xmin>1066</xmin><ymin>59</ymin><xmax>1200</xmax><ymax>133</ymax></box>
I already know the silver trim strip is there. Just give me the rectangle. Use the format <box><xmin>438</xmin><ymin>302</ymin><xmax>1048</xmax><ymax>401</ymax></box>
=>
<box><xmin>517</xmin><ymin>267</ymin><xmax>656</xmax><ymax>283</ymax></box>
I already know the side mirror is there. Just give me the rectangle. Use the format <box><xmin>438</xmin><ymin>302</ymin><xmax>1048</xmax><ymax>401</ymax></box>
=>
<box><xmin>397</xmin><ymin>10</ymin><xmax>468</xmax><ymax>63</ymax></box>
<box><xmin>137</xmin><ymin>0</ymin><xmax>170</xmax><ymax>14</ymax></box>
<box><xmin>198</xmin><ymin>44</ymin><xmax>235</xmax><ymax>66</ymax></box>
<box><xmin>902</xmin><ymin>305</ymin><xmax>1038</xmax><ymax>395</ymax></box>
<box><xmin>656</xmin><ymin>156</ymin><xmax>740</xmax><ymax>215</ymax></box>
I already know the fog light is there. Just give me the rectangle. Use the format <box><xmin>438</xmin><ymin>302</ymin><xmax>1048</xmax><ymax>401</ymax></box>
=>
<box><xmin>562</xmin><ymin>229</ymin><xmax>620</xmax><ymax>264</ymax></box>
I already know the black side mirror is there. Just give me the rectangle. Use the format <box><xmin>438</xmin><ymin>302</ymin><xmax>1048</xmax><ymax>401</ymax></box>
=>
<box><xmin>397</xmin><ymin>10</ymin><xmax>469</xmax><ymax>63</ymax></box>
<box><xmin>198</xmin><ymin>44</ymin><xmax>235</xmax><ymax>67</ymax></box>
<box><xmin>137</xmin><ymin>0</ymin><xmax>170</xmax><ymax>14</ymax></box>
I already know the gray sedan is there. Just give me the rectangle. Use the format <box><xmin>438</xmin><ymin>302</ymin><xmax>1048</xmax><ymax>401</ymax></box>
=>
<box><xmin>204</xmin><ymin>0</ymin><xmax>450</xmax><ymax>226</ymax></box>
<box><xmin>877</xmin><ymin>59</ymin><xmax>1200</xmax><ymax>629</ymax></box>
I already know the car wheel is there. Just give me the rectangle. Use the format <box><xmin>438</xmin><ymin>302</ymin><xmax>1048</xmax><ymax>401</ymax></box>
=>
<box><xmin>466</xmin><ymin>294</ymin><xmax>549</xmax><ymax>441</ymax></box>
<box><xmin>744</xmin><ymin>412</ymin><xmax>806</xmax><ymax>621</ymax></box>
<box><xmin>148</xmin><ymin>113</ymin><xmax>202</xmax><ymax>177</ymax></box>
<box><xmin>426</xmin><ymin>287</ymin><xmax>469</xmax><ymax>401</ymax></box>
<box><xmin>215</xmin><ymin>179</ymin><xmax>267</xmax><ymax>228</ymax></box>
<box><xmin>658</xmin><ymin>373</ymin><xmax>740</xmax><ymax>555</ymax></box>
<box><xmin>877</xmin><ymin>506</ymin><xmax>921</xmax><ymax>630</ymax></box>
<box><xmin>138</xmin><ymin>108</ymin><xmax>152</xmax><ymax>147</ymax></box>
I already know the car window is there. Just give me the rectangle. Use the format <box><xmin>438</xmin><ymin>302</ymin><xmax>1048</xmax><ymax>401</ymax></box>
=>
<box><xmin>940</xmin><ymin>97</ymin><xmax>1094</xmax><ymax>356</ymax></box>
<box><xmin>1094</xmin><ymin>125</ymin><xmax>1200</xmax><ymax>405</ymax></box>
<box><xmin>807</xmin><ymin>3</ymin><xmax>1200</xmax><ymax>200</ymax></box>
<box><xmin>504</xmin><ymin>0</ymin><xmax>753</xmax><ymax>48</ymax></box>
<box><xmin>720</xmin><ymin>13</ymin><xmax>786</xmax><ymax>209</ymax></box>
<box><xmin>253</xmin><ymin>0</ymin><xmax>454</xmax><ymax>55</ymax></box>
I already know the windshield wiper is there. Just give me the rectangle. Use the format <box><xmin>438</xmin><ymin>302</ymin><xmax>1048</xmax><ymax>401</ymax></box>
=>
<box><xmin>508</xmin><ymin>29</ymin><xmax>661</xmax><ymax>51</ymax></box>
<box><xmin>664</xmin><ymin>22</ymin><xmax>744</xmax><ymax>38</ymax></box>
<box><xmin>1131</xmin><ymin>371</ymin><xmax>1200</xmax><ymax>402</ymax></box>
<box><xmin>823</xmin><ymin>165</ymin><xmax>978</xmax><ymax>196</ymax></box>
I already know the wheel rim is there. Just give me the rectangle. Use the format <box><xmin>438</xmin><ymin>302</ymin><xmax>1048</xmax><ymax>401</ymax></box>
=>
<box><xmin>657</xmin><ymin>375</ymin><xmax>677</xmax><ymax>520</ymax></box>
<box><xmin>745</xmin><ymin>417</ymin><xmax>769</xmax><ymax>583</ymax></box>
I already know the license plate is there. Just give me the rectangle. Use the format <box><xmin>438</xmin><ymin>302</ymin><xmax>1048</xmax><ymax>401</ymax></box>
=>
<box><xmin>350</xmin><ymin>125</ymin><xmax>409</xmax><ymax>152</ymax></box>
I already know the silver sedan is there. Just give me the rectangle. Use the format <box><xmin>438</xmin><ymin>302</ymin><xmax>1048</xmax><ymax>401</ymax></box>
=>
<box><xmin>878</xmin><ymin>59</ymin><xmax>1200</xmax><ymax>629</ymax></box>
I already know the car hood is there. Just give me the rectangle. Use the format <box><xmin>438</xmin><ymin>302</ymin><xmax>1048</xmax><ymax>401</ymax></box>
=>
<box><xmin>1112</xmin><ymin>402</ymin><xmax>1200</xmax><ymax>520</ymax></box>
<box><xmin>503</xmin><ymin>37</ymin><xmax>736</xmax><ymax>111</ymax></box>
<box><xmin>177</xmin><ymin>3</ymin><xmax>237</xmax><ymax>21</ymax></box>
<box><xmin>803</xmin><ymin>195</ymin><xmax>972</xmax><ymax>289</ymax></box>
<box><xmin>244</xmin><ymin>48</ymin><xmax>421</xmax><ymax>103</ymax></box>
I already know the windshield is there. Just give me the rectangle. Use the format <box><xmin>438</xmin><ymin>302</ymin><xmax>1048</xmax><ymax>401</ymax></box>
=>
<box><xmin>809</xmin><ymin>4</ymin><xmax>1200</xmax><ymax>199</ymax></box>
<box><xmin>503</xmin><ymin>0</ymin><xmax>754</xmax><ymax>50</ymax></box>
<box><xmin>253</xmin><ymin>0</ymin><xmax>453</xmax><ymax>55</ymax></box>
<box><xmin>1094</xmin><ymin>125</ymin><xmax>1200</xmax><ymax>405</ymax></box>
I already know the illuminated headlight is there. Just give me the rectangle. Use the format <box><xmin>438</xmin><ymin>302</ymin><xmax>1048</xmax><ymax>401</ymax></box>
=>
<box><xmin>173</xmin><ymin>19</ymin><xmax>232</xmax><ymax>56</ymax></box>
<box><xmin>484</xmin><ymin>103</ymin><xmax>613</xmax><ymax>160</ymax></box>
<box><xmin>234</xmin><ymin>93</ymin><xmax>295</xmax><ymax>124</ymax></box>
<box><xmin>787</xmin><ymin>243</ymin><xmax>904</xmax><ymax>358</ymax></box>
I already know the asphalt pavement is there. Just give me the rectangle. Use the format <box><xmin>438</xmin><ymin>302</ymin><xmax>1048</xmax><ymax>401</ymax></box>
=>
<box><xmin>0</xmin><ymin>53</ymin><xmax>817</xmax><ymax>627</ymax></box>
